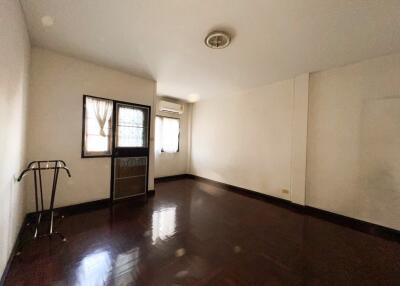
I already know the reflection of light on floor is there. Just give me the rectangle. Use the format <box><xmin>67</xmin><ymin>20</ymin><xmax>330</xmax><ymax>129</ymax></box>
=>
<box><xmin>234</xmin><ymin>245</ymin><xmax>241</xmax><ymax>253</ymax></box>
<box><xmin>198</xmin><ymin>183</ymin><xmax>224</xmax><ymax>197</ymax></box>
<box><xmin>152</xmin><ymin>207</ymin><xmax>177</xmax><ymax>244</ymax></box>
<box><xmin>76</xmin><ymin>249</ymin><xmax>111</xmax><ymax>286</ymax></box>
<box><xmin>113</xmin><ymin>248</ymin><xmax>140</xmax><ymax>285</ymax></box>
<box><xmin>175</xmin><ymin>270</ymin><xmax>189</xmax><ymax>278</ymax></box>
<box><xmin>175</xmin><ymin>248</ymin><xmax>186</xmax><ymax>257</ymax></box>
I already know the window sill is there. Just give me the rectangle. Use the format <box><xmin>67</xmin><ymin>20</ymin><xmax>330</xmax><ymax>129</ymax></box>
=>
<box><xmin>81</xmin><ymin>154</ymin><xmax>112</xmax><ymax>158</ymax></box>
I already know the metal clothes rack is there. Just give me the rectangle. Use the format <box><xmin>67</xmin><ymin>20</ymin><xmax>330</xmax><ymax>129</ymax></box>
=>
<box><xmin>17</xmin><ymin>160</ymin><xmax>71</xmax><ymax>252</ymax></box>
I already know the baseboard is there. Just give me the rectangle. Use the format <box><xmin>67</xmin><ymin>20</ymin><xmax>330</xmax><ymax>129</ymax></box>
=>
<box><xmin>0</xmin><ymin>215</ymin><xmax>28</xmax><ymax>286</ymax></box>
<box><xmin>26</xmin><ymin>189</ymin><xmax>160</xmax><ymax>220</ymax></box>
<box><xmin>187</xmin><ymin>174</ymin><xmax>301</xmax><ymax>210</ymax></box>
<box><xmin>184</xmin><ymin>174</ymin><xmax>400</xmax><ymax>242</ymax></box>
<box><xmin>303</xmin><ymin>206</ymin><xmax>400</xmax><ymax>242</ymax></box>
<box><xmin>26</xmin><ymin>198</ymin><xmax>111</xmax><ymax>220</ymax></box>
<box><xmin>56</xmin><ymin>198</ymin><xmax>111</xmax><ymax>215</ymax></box>
<box><xmin>154</xmin><ymin>174</ymin><xmax>190</xmax><ymax>183</ymax></box>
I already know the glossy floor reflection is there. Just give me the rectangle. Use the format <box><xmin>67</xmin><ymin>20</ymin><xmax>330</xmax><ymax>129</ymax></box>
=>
<box><xmin>5</xmin><ymin>178</ymin><xmax>400</xmax><ymax>285</ymax></box>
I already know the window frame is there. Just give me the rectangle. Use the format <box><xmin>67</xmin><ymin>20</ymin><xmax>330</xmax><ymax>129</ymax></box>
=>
<box><xmin>115</xmin><ymin>102</ymin><xmax>149</xmax><ymax>149</ymax></box>
<box><xmin>82</xmin><ymin>95</ymin><xmax>152</xmax><ymax>159</ymax></box>
<box><xmin>156</xmin><ymin>115</ymin><xmax>180</xmax><ymax>153</ymax></box>
<box><xmin>81</xmin><ymin>95</ymin><xmax>114</xmax><ymax>158</ymax></box>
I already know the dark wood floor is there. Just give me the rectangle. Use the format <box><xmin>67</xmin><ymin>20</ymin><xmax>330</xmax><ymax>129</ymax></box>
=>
<box><xmin>4</xmin><ymin>178</ymin><xmax>400</xmax><ymax>285</ymax></box>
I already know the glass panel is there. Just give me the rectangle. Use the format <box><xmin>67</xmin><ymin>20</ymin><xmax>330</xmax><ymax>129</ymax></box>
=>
<box><xmin>83</xmin><ymin>96</ymin><xmax>113</xmax><ymax>156</ymax></box>
<box><xmin>162</xmin><ymin>117</ymin><xmax>179</xmax><ymax>153</ymax></box>
<box><xmin>155</xmin><ymin>116</ymin><xmax>163</xmax><ymax>152</ymax></box>
<box><xmin>86</xmin><ymin>135</ymin><xmax>110</xmax><ymax>152</ymax></box>
<box><xmin>116</xmin><ymin>104</ymin><xmax>148</xmax><ymax>148</ymax></box>
<box><xmin>155</xmin><ymin>116</ymin><xmax>180</xmax><ymax>153</ymax></box>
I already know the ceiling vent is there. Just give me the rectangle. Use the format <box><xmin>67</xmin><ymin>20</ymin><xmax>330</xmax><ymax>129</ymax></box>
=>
<box><xmin>159</xmin><ymin>100</ymin><xmax>184</xmax><ymax>114</ymax></box>
<box><xmin>205</xmin><ymin>31</ymin><xmax>231</xmax><ymax>49</ymax></box>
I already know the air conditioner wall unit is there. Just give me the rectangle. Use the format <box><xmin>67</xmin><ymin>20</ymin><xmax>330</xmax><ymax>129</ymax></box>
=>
<box><xmin>159</xmin><ymin>100</ymin><xmax>184</xmax><ymax>114</ymax></box>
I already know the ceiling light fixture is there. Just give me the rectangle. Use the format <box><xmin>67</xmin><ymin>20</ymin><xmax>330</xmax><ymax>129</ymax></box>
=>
<box><xmin>205</xmin><ymin>31</ymin><xmax>231</xmax><ymax>49</ymax></box>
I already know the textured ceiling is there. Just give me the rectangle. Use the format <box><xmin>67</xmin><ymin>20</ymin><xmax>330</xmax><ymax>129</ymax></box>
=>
<box><xmin>21</xmin><ymin>0</ymin><xmax>400</xmax><ymax>101</ymax></box>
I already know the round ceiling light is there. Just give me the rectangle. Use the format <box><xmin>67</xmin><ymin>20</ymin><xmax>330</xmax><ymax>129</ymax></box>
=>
<box><xmin>205</xmin><ymin>31</ymin><xmax>231</xmax><ymax>49</ymax></box>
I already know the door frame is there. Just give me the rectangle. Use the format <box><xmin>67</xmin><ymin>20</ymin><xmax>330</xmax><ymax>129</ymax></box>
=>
<box><xmin>110</xmin><ymin>99</ymin><xmax>151</xmax><ymax>202</ymax></box>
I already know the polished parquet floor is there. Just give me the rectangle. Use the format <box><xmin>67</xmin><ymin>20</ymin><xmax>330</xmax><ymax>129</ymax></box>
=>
<box><xmin>4</xmin><ymin>178</ymin><xmax>400</xmax><ymax>285</ymax></box>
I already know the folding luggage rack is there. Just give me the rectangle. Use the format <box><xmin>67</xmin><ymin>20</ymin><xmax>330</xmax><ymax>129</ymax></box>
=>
<box><xmin>17</xmin><ymin>160</ymin><xmax>71</xmax><ymax>254</ymax></box>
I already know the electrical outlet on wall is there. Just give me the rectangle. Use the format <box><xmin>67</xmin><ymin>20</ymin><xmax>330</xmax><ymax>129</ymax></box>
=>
<box><xmin>282</xmin><ymin>189</ymin><xmax>289</xmax><ymax>194</ymax></box>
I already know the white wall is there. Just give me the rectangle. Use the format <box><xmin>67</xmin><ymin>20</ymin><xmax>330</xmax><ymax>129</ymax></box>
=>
<box><xmin>190</xmin><ymin>79</ymin><xmax>297</xmax><ymax>200</ymax></box>
<box><xmin>190</xmin><ymin>55</ymin><xmax>400</xmax><ymax>231</ymax></box>
<box><xmin>0</xmin><ymin>0</ymin><xmax>30</xmax><ymax>277</ymax></box>
<box><xmin>155</xmin><ymin>97</ymin><xmax>191</xmax><ymax>178</ymax></box>
<box><xmin>307</xmin><ymin>53</ymin><xmax>400</xmax><ymax>230</ymax></box>
<box><xmin>26</xmin><ymin>48</ymin><xmax>156</xmax><ymax>212</ymax></box>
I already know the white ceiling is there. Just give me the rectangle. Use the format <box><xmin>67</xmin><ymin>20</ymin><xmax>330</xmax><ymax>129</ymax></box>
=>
<box><xmin>21</xmin><ymin>0</ymin><xmax>400</xmax><ymax>101</ymax></box>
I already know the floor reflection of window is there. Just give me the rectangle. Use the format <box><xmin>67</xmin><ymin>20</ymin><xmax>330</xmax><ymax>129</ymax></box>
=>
<box><xmin>76</xmin><ymin>249</ymin><xmax>111</xmax><ymax>286</ymax></box>
<box><xmin>113</xmin><ymin>248</ymin><xmax>140</xmax><ymax>285</ymax></box>
<box><xmin>152</xmin><ymin>207</ymin><xmax>177</xmax><ymax>244</ymax></box>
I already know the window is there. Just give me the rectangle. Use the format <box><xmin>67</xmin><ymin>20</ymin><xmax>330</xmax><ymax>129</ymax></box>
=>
<box><xmin>116</xmin><ymin>104</ymin><xmax>148</xmax><ymax>148</ymax></box>
<box><xmin>82</xmin><ymin>95</ymin><xmax>151</xmax><ymax>158</ymax></box>
<box><xmin>82</xmin><ymin>96</ymin><xmax>113</xmax><ymax>157</ymax></box>
<box><xmin>155</xmin><ymin>116</ymin><xmax>180</xmax><ymax>153</ymax></box>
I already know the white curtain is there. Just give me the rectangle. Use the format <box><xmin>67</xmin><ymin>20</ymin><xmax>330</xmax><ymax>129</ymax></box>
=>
<box><xmin>155</xmin><ymin>117</ymin><xmax>179</xmax><ymax>153</ymax></box>
<box><xmin>88</xmin><ymin>97</ymin><xmax>113</xmax><ymax>137</ymax></box>
<box><xmin>84</xmin><ymin>97</ymin><xmax>113</xmax><ymax>155</ymax></box>
<box><xmin>155</xmin><ymin>116</ymin><xmax>163</xmax><ymax>153</ymax></box>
